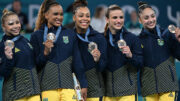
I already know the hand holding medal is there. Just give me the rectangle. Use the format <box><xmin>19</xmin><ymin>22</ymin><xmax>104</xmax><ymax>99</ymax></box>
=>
<box><xmin>4</xmin><ymin>40</ymin><xmax>14</xmax><ymax>59</ymax></box>
<box><xmin>168</xmin><ymin>25</ymin><xmax>180</xmax><ymax>42</ymax></box>
<box><xmin>117</xmin><ymin>40</ymin><xmax>132</xmax><ymax>58</ymax></box>
<box><xmin>43</xmin><ymin>33</ymin><xmax>55</xmax><ymax>56</ymax></box>
<box><xmin>88</xmin><ymin>42</ymin><xmax>100</xmax><ymax>62</ymax></box>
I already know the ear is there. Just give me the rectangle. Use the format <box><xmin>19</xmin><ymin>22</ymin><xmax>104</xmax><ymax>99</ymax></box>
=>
<box><xmin>139</xmin><ymin>18</ymin><xmax>142</xmax><ymax>24</ymax></box>
<box><xmin>1</xmin><ymin>24</ymin><xmax>5</xmax><ymax>31</ymax></box>
<box><xmin>44</xmin><ymin>12</ymin><xmax>49</xmax><ymax>20</ymax></box>
<box><xmin>106</xmin><ymin>17</ymin><xmax>109</xmax><ymax>24</ymax></box>
<box><xmin>73</xmin><ymin>15</ymin><xmax>76</xmax><ymax>22</ymax></box>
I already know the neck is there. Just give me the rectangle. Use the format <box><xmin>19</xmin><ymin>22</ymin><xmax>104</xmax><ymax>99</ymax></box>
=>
<box><xmin>76</xmin><ymin>26</ymin><xmax>88</xmax><ymax>34</ymax></box>
<box><xmin>5</xmin><ymin>32</ymin><xmax>13</xmax><ymax>37</ymax></box>
<box><xmin>109</xmin><ymin>28</ymin><xmax>120</xmax><ymax>35</ymax></box>
<box><xmin>47</xmin><ymin>23</ymin><xmax>53</xmax><ymax>28</ymax></box>
<box><xmin>145</xmin><ymin>27</ymin><xmax>154</xmax><ymax>32</ymax></box>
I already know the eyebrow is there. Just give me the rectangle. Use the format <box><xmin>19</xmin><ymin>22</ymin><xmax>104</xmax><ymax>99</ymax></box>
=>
<box><xmin>8</xmin><ymin>21</ymin><xmax>15</xmax><ymax>24</ymax></box>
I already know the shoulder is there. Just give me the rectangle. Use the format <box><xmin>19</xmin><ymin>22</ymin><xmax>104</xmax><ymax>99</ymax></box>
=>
<box><xmin>20</xmin><ymin>35</ymin><xmax>30</xmax><ymax>43</ymax></box>
<box><xmin>124</xmin><ymin>29</ymin><xmax>138</xmax><ymax>39</ymax></box>
<box><xmin>61</xmin><ymin>27</ymin><xmax>76</xmax><ymax>36</ymax></box>
<box><xmin>30</xmin><ymin>29</ymin><xmax>44</xmax><ymax>40</ymax></box>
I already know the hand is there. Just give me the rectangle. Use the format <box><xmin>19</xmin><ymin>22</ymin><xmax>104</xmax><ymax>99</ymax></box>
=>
<box><xmin>120</xmin><ymin>46</ymin><xmax>132</xmax><ymax>58</ymax></box>
<box><xmin>81</xmin><ymin>88</ymin><xmax>87</xmax><ymax>101</ymax></box>
<box><xmin>43</xmin><ymin>40</ymin><xmax>54</xmax><ymax>56</ymax></box>
<box><xmin>91</xmin><ymin>49</ymin><xmax>101</xmax><ymax>62</ymax></box>
<box><xmin>175</xmin><ymin>28</ymin><xmax>180</xmax><ymax>42</ymax></box>
<box><xmin>4</xmin><ymin>46</ymin><xmax>13</xmax><ymax>59</ymax></box>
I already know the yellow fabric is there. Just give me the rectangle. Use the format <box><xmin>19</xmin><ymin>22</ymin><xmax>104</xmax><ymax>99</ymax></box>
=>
<box><xmin>15</xmin><ymin>47</ymin><xmax>20</xmax><ymax>53</ymax></box>
<box><xmin>143</xmin><ymin>92</ymin><xmax>176</xmax><ymax>101</ymax></box>
<box><xmin>42</xmin><ymin>88</ymin><xmax>77</xmax><ymax>101</ymax></box>
<box><xmin>14</xmin><ymin>95</ymin><xmax>40</xmax><ymax>101</ymax></box>
<box><xmin>86</xmin><ymin>97</ymin><xmax>100</xmax><ymax>101</ymax></box>
<box><xmin>103</xmin><ymin>94</ymin><xmax>136</xmax><ymax>101</ymax></box>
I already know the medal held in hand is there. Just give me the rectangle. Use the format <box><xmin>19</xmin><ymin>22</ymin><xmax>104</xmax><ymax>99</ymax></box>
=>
<box><xmin>117</xmin><ymin>39</ymin><xmax>127</xmax><ymax>48</ymax></box>
<box><xmin>5</xmin><ymin>40</ymin><xmax>14</xmax><ymax>48</ymax></box>
<box><xmin>168</xmin><ymin>25</ymin><xmax>176</xmax><ymax>34</ymax></box>
<box><xmin>168</xmin><ymin>24</ymin><xmax>180</xmax><ymax>38</ymax></box>
<box><xmin>88</xmin><ymin>42</ymin><xmax>98</xmax><ymax>52</ymax></box>
<box><xmin>117</xmin><ymin>39</ymin><xmax>126</xmax><ymax>51</ymax></box>
<box><xmin>47</xmin><ymin>33</ymin><xmax>56</xmax><ymax>42</ymax></box>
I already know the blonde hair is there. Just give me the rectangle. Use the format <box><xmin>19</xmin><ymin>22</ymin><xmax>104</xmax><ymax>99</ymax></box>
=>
<box><xmin>1</xmin><ymin>9</ymin><xmax>17</xmax><ymax>25</ymax></box>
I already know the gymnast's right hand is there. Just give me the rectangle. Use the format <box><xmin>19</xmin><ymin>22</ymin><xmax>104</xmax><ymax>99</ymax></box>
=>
<box><xmin>5</xmin><ymin>46</ymin><xmax>13</xmax><ymax>59</ymax></box>
<box><xmin>43</xmin><ymin>40</ymin><xmax>54</xmax><ymax>56</ymax></box>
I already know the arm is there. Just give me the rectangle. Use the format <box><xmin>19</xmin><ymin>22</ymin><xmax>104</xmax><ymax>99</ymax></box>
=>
<box><xmin>95</xmin><ymin>34</ymin><xmax>107</xmax><ymax>72</ymax></box>
<box><xmin>168</xmin><ymin>32</ymin><xmax>180</xmax><ymax>60</ymax></box>
<box><xmin>72</xmin><ymin>37</ymin><xmax>88</xmax><ymax>101</ymax></box>
<box><xmin>72</xmin><ymin>37</ymin><xmax>88</xmax><ymax>88</ymax></box>
<box><xmin>0</xmin><ymin>46</ymin><xmax>15</xmax><ymax>78</ymax></box>
<box><xmin>30</xmin><ymin>33</ymin><xmax>49</xmax><ymax>71</ymax></box>
<box><xmin>127</xmin><ymin>36</ymin><xmax>143</xmax><ymax>68</ymax></box>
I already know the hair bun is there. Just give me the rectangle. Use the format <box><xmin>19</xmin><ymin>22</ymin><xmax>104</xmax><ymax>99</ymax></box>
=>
<box><xmin>73</xmin><ymin>0</ymin><xmax>88</xmax><ymax>8</ymax></box>
<box><xmin>75</xmin><ymin>0</ymin><xmax>88</xmax><ymax>6</ymax></box>
<box><xmin>2</xmin><ymin>9</ymin><xmax>11</xmax><ymax>15</ymax></box>
<box><xmin>138</xmin><ymin>1</ymin><xmax>148</xmax><ymax>7</ymax></box>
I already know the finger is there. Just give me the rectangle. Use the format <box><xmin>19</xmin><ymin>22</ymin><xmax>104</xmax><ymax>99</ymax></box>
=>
<box><xmin>91</xmin><ymin>50</ymin><xmax>96</xmax><ymax>55</ymax></box>
<box><xmin>175</xmin><ymin>28</ymin><xmax>180</xmax><ymax>34</ymax></box>
<box><xmin>122</xmin><ymin>51</ymin><xmax>130</xmax><ymax>54</ymax></box>
<box><xmin>120</xmin><ymin>46</ymin><xmax>126</xmax><ymax>49</ymax></box>
<box><xmin>5</xmin><ymin>46</ymin><xmax>11</xmax><ymax>50</ymax></box>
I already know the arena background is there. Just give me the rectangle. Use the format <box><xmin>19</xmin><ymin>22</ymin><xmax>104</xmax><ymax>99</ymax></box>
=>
<box><xmin>0</xmin><ymin>0</ymin><xmax>180</xmax><ymax>101</ymax></box>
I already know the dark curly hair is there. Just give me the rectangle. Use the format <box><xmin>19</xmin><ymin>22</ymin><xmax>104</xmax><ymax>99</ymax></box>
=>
<box><xmin>137</xmin><ymin>1</ymin><xmax>153</xmax><ymax>15</ymax></box>
<box><xmin>72</xmin><ymin>0</ymin><xmax>88</xmax><ymax>15</ymax></box>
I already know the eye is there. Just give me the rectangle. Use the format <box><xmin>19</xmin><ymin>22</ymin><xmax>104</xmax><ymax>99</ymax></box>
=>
<box><xmin>16</xmin><ymin>21</ymin><xmax>20</xmax><ymax>24</ymax></box>
<box><xmin>86</xmin><ymin>14</ymin><xmax>90</xmax><ymax>18</ymax></box>
<box><xmin>78</xmin><ymin>14</ymin><xmax>83</xmax><ymax>17</ymax></box>
<box><xmin>151</xmin><ymin>14</ymin><xmax>155</xmax><ymax>18</ymax></box>
<box><xmin>144</xmin><ymin>16</ymin><xmax>149</xmax><ymax>20</ymax></box>
<box><xmin>112</xmin><ymin>16</ymin><xmax>117</xmax><ymax>19</ymax></box>
<box><xmin>53</xmin><ymin>12</ymin><xmax>59</xmax><ymax>16</ymax></box>
<box><xmin>120</xmin><ymin>16</ymin><xmax>124</xmax><ymax>19</ymax></box>
<box><xmin>60</xmin><ymin>12</ymin><xmax>63</xmax><ymax>16</ymax></box>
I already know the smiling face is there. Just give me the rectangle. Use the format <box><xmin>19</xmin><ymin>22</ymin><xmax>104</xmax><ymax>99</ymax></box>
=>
<box><xmin>139</xmin><ymin>8</ymin><xmax>157</xmax><ymax>30</ymax></box>
<box><xmin>106</xmin><ymin>10</ymin><xmax>124</xmax><ymax>33</ymax></box>
<box><xmin>73</xmin><ymin>7</ymin><xmax>90</xmax><ymax>32</ymax></box>
<box><xmin>2</xmin><ymin>15</ymin><xmax>21</xmax><ymax>36</ymax></box>
<box><xmin>45</xmin><ymin>5</ymin><xmax>63</xmax><ymax>28</ymax></box>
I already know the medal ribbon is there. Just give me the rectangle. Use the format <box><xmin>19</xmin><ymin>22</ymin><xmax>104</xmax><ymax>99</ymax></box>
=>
<box><xmin>109</xmin><ymin>29</ymin><xmax>123</xmax><ymax>47</ymax></box>
<box><xmin>76</xmin><ymin>27</ymin><xmax>91</xmax><ymax>43</ymax></box>
<box><xmin>43</xmin><ymin>25</ymin><xmax>62</xmax><ymax>43</ymax></box>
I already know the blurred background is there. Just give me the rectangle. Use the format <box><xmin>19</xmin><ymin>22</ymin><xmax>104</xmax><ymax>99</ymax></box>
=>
<box><xmin>0</xmin><ymin>0</ymin><xmax>180</xmax><ymax>101</ymax></box>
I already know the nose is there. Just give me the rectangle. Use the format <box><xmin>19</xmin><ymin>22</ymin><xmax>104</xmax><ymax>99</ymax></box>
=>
<box><xmin>116</xmin><ymin>18</ymin><xmax>122</xmax><ymax>23</ymax></box>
